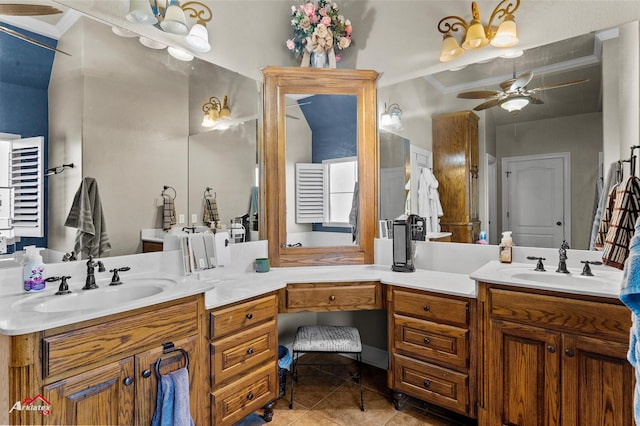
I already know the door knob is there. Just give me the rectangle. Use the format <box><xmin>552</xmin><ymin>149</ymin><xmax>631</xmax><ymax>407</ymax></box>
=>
<box><xmin>556</xmin><ymin>221</ymin><xmax>562</xmax><ymax>226</ymax></box>
<box><xmin>547</xmin><ymin>345</ymin><xmax>556</xmax><ymax>353</ymax></box>
<box><xmin>565</xmin><ymin>349</ymin><xmax>575</xmax><ymax>357</ymax></box>
<box><xmin>123</xmin><ymin>377</ymin><xmax>134</xmax><ymax>386</ymax></box>
<box><xmin>142</xmin><ymin>369</ymin><xmax>151</xmax><ymax>379</ymax></box>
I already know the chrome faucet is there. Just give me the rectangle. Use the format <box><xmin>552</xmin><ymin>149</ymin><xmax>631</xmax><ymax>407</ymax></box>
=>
<box><xmin>556</xmin><ymin>240</ymin><xmax>570</xmax><ymax>274</ymax></box>
<box><xmin>83</xmin><ymin>255</ymin><xmax>105</xmax><ymax>290</ymax></box>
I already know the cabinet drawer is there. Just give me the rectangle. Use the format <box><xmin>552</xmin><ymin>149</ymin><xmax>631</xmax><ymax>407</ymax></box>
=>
<box><xmin>284</xmin><ymin>281</ymin><xmax>382</xmax><ymax>312</ymax></box>
<box><xmin>211</xmin><ymin>320</ymin><xmax>277</xmax><ymax>385</ymax></box>
<box><xmin>489</xmin><ymin>288</ymin><xmax>631</xmax><ymax>342</ymax></box>
<box><xmin>43</xmin><ymin>298</ymin><xmax>198</xmax><ymax>378</ymax></box>
<box><xmin>394</xmin><ymin>314</ymin><xmax>468</xmax><ymax>369</ymax></box>
<box><xmin>393</xmin><ymin>289</ymin><xmax>469</xmax><ymax>328</ymax></box>
<box><xmin>393</xmin><ymin>353</ymin><xmax>469</xmax><ymax>416</ymax></box>
<box><xmin>211</xmin><ymin>362</ymin><xmax>277</xmax><ymax>426</ymax></box>
<box><xmin>210</xmin><ymin>294</ymin><xmax>277</xmax><ymax>339</ymax></box>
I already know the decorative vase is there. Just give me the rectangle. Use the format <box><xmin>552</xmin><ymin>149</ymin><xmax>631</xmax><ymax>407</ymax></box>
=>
<box><xmin>310</xmin><ymin>50</ymin><xmax>328</xmax><ymax>68</ymax></box>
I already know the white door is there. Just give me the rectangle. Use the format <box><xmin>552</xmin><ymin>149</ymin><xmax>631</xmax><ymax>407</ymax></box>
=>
<box><xmin>502</xmin><ymin>153</ymin><xmax>570</xmax><ymax>248</ymax></box>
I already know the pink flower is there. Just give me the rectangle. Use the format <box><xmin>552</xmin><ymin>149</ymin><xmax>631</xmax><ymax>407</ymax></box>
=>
<box><xmin>321</xmin><ymin>16</ymin><xmax>331</xmax><ymax>26</ymax></box>
<box><xmin>335</xmin><ymin>53</ymin><xmax>342</xmax><ymax>62</ymax></box>
<box><xmin>345</xmin><ymin>24</ymin><xmax>352</xmax><ymax>35</ymax></box>
<box><xmin>303</xmin><ymin>2</ymin><xmax>315</xmax><ymax>16</ymax></box>
<box><xmin>286</xmin><ymin>39</ymin><xmax>295</xmax><ymax>50</ymax></box>
<box><xmin>319</xmin><ymin>8</ymin><xmax>327</xmax><ymax>16</ymax></box>
<box><xmin>310</xmin><ymin>14</ymin><xmax>319</xmax><ymax>24</ymax></box>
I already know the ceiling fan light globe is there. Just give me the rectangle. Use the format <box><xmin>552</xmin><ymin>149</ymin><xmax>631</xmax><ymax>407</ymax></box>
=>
<box><xmin>439</xmin><ymin>34</ymin><xmax>464</xmax><ymax>62</ymax></box>
<box><xmin>491</xmin><ymin>15</ymin><xmax>518</xmax><ymax>48</ymax></box>
<box><xmin>500</xmin><ymin>97</ymin><xmax>530</xmax><ymax>112</ymax></box>
<box><xmin>462</xmin><ymin>20</ymin><xmax>488</xmax><ymax>50</ymax></box>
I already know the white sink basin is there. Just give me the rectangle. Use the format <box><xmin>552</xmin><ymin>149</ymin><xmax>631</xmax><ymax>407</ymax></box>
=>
<box><xmin>12</xmin><ymin>277</ymin><xmax>176</xmax><ymax>313</ymax></box>
<box><xmin>511</xmin><ymin>272</ymin><xmax>614</xmax><ymax>287</ymax></box>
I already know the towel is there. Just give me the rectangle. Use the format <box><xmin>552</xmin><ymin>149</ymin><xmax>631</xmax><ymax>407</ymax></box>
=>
<box><xmin>619</xmin><ymin>217</ymin><xmax>640</xmax><ymax>423</ymax></box>
<box><xmin>151</xmin><ymin>367</ymin><xmax>193</xmax><ymax>426</ymax></box>
<box><xmin>203</xmin><ymin>195</ymin><xmax>219</xmax><ymax>227</ymax></box>
<box><xmin>64</xmin><ymin>177</ymin><xmax>111</xmax><ymax>258</ymax></box>
<box><xmin>162</xmin><ymin>194</ymin><xmax>176</xmax><ymax>231</ymax></box>
<box><xmin>601</xmin><ymin>176</ymin><xmax>640</xmax><ymax>269</ymax></box>
<box><xmin>590</xmin><ymin>161</ymin><xmax>621</xmax><ymax>250</ymax></box>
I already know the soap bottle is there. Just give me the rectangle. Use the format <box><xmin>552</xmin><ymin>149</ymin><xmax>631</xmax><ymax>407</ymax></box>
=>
<box><xmin>499</xmin><ymin>231</ymin><xmax>513</xmax><ymax>263</ymax></box>
<box><xmin>23</xmin><ymin>246</ymin><xmax>46</xmax><ymax>292</ymax></box>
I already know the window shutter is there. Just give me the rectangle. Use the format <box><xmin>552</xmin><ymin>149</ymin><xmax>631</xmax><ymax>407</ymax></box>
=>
<box><xmin>11</xmin><ymin>137</ymin><xmax>44</xmax><ymax>237</ymax></box>
<box><xmin>295</xmin><ymin>163</ymin><xmax>324</xmax><ymax>223</ymax></box>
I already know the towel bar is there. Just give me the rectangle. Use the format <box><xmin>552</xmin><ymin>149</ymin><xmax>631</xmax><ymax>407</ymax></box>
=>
<box><xmin>155</xmin><ymin>342</ymin><xmax>189</xmax><ymax>379</ymax></box>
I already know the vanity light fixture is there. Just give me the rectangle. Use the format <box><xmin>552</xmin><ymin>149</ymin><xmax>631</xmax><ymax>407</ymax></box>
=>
<box><xmin>125</xmin><ymin>0</ymin><xmax>213</xmax><ymax>60</ymax></box>
<box><xmin>380</xmin><ymin>103</ymin><xmax>403</xmax><ymax>131</ymax></box>
<box><xmin>202</xmin><ymin>95</ymin><xmax>231</xmax><ymax>128</ymax></box>
<box><xmin>437</xmin><ymin>0</ymin><xmax>520</xmax><ymax>62</ymax></box>
<box><xmin>500</xmin><ymin>96</ymin><xmax>530</xmax><ymax>112</ymax></box>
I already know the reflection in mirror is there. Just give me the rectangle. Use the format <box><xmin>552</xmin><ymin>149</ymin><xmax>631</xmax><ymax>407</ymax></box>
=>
<box><xmin>379</xmin><ymin>130</ymin><xmax>410</xmax><ymax>223</ymax></box>
<box><xmin>285</xmin><ymin>94</ymin><xmax>358</xmax><ymax>247</ymax></box>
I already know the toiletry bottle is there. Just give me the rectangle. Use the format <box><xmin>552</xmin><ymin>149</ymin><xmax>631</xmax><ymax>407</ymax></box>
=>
<box><xmin>499</xmin><ymin>231</ymin><xmax>513</xmax><ymax>263</ymax></box>
<box><xmin>23</xmin><ymin>246</ymin><xmax>46</xmax><ymax>292</ymax></box>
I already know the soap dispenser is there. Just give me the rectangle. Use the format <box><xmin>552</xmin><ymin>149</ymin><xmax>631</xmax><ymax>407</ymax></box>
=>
<box><xmin>23</xmin><ymin>246</ymin><xmax>46</xmax><ymax>292</ymax></box>
<box><xmin>499</xmin><ymin>231</ymin><xmax>513</xmax><ymax>264</ymax></box>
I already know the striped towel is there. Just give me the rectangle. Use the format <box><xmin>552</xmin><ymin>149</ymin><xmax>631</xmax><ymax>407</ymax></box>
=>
<box><xmin>162</xmin><ymin>194</ymin><xmax>176</xmax><ymax>231</ymax></box>
<box><xmin>203</xmin><ymin>196</ymin><xmax>219</xmax><ymax>226</ymax></box>
<box><xmin>602</xmin><ymin>176</ymin><xmax>640</xmax><ymax>269</ymax></box>
<box><xmin>595</xmin><ymin>183</ymin><xmax>619</xmax><ymax>249</ymax></box>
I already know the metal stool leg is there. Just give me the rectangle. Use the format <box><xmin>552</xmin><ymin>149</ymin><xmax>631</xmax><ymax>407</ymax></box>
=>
<box><xmin>289</xmin><ymin>350</ymin><xmax>298</xmax><ymax>409</ymax></box>
<box><xmin>358</xmin><ymin>352</ymin><xmax>364</xmax><ymax>411</ymax></box>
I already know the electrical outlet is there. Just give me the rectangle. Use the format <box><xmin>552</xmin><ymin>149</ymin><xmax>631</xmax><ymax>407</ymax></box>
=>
<box><xmin>178</xmin><ymin>214</ymin><xmax>185</xmax><ymax>224</ymax></box>
<box><xmin>192</xmin><ymin>214</ymin><xmax>198</xmax><ymax>224</ymax></box>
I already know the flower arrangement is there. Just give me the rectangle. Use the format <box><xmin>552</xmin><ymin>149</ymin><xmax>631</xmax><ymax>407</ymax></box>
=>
<box><xmin>286</xmin><ymin>0</ymin><xmax>353</xmax><ymax>63</ymax></box>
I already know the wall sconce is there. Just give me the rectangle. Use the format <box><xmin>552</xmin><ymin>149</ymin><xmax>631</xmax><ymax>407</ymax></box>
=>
<box><xmin>437</xmin><ymin>0</ymin><xmax>520</xmax><ymax>62</ymax></box>
<box><xmin>125</xmin><ymin>0</ymin><xmax>213</xmax><ymax>61</ymax></box>
<box><xmin>380</xmin><ymin>103</ymin><xmax>403</xmax><ymax>131</ymax></box>
<box><xmin>202</xmin><ymin>95</ymin><xmax>231</xmax><ymax>128</ymax></box>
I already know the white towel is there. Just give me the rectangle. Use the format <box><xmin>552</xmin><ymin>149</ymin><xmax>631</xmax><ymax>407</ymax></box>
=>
<box><xmin>417</xmin><ymin>168</ymin><xmax>443</xmax><ymax>234</ymax></box>
<box><xmin>64</xmin><ymin>177</ymin><xmax>111</xmax><ymax>258</ymax></box>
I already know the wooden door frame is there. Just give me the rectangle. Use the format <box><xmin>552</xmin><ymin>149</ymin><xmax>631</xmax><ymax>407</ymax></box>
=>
<box><xmin>501</xmin><ymin>152</ymin><xmax>571</xmax><ymax>246</ymax></box>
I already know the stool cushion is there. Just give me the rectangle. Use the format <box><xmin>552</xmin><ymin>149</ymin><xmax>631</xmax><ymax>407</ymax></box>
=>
<box><xmin>292</xmin><ymin>325</ymin><xmax>362</xmax><ymax>353</ymax></box>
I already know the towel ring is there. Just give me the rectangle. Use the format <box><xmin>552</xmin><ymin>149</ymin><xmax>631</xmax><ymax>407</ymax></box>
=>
<box><xmin>162</xmin><ymin>185</ymin><xmax>176</xmax><ymax>200</ymax></box>
<box><xmin>155</xmin><ymin>343</ymin><xmax>189</xmax><ymax>379</ymax></box>
<box><xmin>204</xmin><ymin>187</ymin><xmax>216</xmax><ymax>199</ymax></box>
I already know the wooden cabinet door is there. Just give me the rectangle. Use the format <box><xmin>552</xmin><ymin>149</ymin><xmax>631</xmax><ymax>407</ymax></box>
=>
<box><xmin>43</xmin><ymin>358</ymin><xmax>134</xmax><ymax>425</ymax></box>
<box><xmin>487</xmin><ymin>319</ymin><xmax>561</xmax><ymax>426</ymax></box>
<box><xmin>134</xmin><ymin>335</ymin><xmax>199</xmax><ymax>426</ymax></box>
<box><xmin>561</xmin><ymin>334</ymin><xmax>634</xmax><ymax>426</ymax></box>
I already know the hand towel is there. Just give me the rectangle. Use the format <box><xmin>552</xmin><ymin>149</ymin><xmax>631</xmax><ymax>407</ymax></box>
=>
<box><xmin>64</xmin><ymin>177</ymin><xmax>111</xmax><ymax>258</ymax></box>
<box><xmin>162</xmin><ymin>194</ymin><xmax>176</xmax><ymax>231</ymax></box>
<box><xmin>602</xmin><ymin>176</ymin><xmax>640</xmax><ymax>269</ymax></box>
<box><xmin>203</xmin><ymin>196</ymin><xmax>219</xmax><ymax>227</ymax></box>
<box><xmin>151</xmin><ymin>367</ymin><xmax>193</xmax><ymax>426</ymax></box>
<box><xmin>620</xmin><ymin>217</ymin><xmax>640</xmax><ymax>423</ymax></box>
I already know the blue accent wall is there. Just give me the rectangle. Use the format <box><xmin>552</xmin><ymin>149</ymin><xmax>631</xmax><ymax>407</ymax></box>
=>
<box><xmin>0</xmin><ymin>23</ymin><xmax>57</xmax><ymax>250</ymax></box>
<box><xmin>300</xmin><ymin>95</ymin><xmax>357</xmax><ymax>234</ymax></box>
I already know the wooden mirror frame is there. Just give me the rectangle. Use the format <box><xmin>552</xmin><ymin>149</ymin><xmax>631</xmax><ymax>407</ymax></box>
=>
<box><xmin>260</xmin><ymin>66</ymin><xmax>379</xmax><ymax>267</ymax></box>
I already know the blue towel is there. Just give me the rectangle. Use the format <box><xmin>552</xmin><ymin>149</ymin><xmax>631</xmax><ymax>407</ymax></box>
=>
<box><xmin>619</xmin><ymin>217</ymin><xmax>640</xmax><ymax>422</ymax></box>
<box><xmin>151</xmin><ymin>368</ymin><xmax>193</xmax><ymax>426</ymax></box>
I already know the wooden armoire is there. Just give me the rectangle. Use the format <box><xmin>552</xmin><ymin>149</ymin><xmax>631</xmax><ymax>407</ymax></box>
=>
<box><xmin>432</xmin><ymin>110</ymin><xmax>480</xmax><ymax>243</ymax></box>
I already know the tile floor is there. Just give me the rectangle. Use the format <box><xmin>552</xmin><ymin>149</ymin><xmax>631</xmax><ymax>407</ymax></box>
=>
<box><xmin>255</xmin><ymin>353</ymin><xmax>477</xmax><ymax>426</ymax></box>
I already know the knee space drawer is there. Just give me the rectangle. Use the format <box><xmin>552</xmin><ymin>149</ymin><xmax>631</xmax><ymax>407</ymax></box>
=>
<box><xmin>210</xmin><ymin>294</ymin><xmax>277</xmax><ymax>339</ymax></box>
<box><xmin>393</xmin><ymin>289</ymin><xmax>469</xmax><ymax>328</ymax></box>
<box><xmin>394</xmin><ymin>314</ymin><xmax>468</xmax><ymax>369</ymax></box>
<box><xmin>211</xmin><ymin>320</ymin><xmax>277</xmax><ymax>385</ymax></box>
<box><xmin>283</xmin><ymin>281</ymin><xmax>382</xmax><ymax>312</ymax></box>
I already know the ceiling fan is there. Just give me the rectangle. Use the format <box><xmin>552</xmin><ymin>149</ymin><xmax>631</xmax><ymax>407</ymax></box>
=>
<box><xmin>457</xmin><ymin>71</ymin><xmax>588</xmax><ymax>113</ymax></box>
<box><xmin>0</xmin><ymin>3</ymin><xmax>70</xmax><ymax>55</ymax></box>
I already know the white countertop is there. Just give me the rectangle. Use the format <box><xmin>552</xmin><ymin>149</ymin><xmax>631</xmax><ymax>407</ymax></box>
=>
<box><xmin>0</xmin><ymin>259</ymin><xmax>624</xmax><ymax>336</ymax></box>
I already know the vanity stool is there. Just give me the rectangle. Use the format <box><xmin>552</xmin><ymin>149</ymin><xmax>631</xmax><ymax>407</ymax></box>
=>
<box><xmin>289</xmin><ymin>325</ymin><xmax>364</xmax><ymax>411</ymax></box>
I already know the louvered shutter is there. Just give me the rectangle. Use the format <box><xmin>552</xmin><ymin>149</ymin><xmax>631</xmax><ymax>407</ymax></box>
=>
<box><xmin>11</xmin><ymin>137</ymin><xmax>44</xmax><ymax>237</ymax></box>
<box><xmin>295</xmin><ymin>163</ymin><xmax>323</xmax><ymax>223</ymax></box>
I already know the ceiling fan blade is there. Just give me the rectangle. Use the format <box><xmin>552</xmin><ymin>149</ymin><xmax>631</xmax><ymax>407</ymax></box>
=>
<box><xmin>510</xmin><ymin>71</ymin><xmax>534</xmax><ymax>91</ymax></box>
<box><xmin>0</xmin><ymin>4</ymin><xmax>62</xmax><ymax>16</ymax></box>
<box><xmin>529</xmin><ymin>79</ymin><xmax>589</xmax><ymax>93</ymax></box>
<box><xmin>529</xmin><ymin>96</ymin><xmax>544</xmax><ymax>105</ymax></box>
<box><xmin>473</xmin><ymin>98</ymin><xmax>501</xmax><ymax>111</ymax></box>
<box><xmin>499</xmin><ymin>78</ymin><xmax>516</xmax><ymax>91</ymax></box>
<box><xmin>457</xmin><ymin>90</ymin><xmax>501</xmax><ymax>99</ymax></box>
<box><xmin>0</xmin><ymin>25</ymin><xmax>70</xmax><ymax>55</ymax></box>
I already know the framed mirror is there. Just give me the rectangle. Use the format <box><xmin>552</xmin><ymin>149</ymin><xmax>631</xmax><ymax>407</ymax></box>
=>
<box><xmin>261</xmin><ymin>67</ymin><xmax>378</xmax><ymax>267</ymax></box>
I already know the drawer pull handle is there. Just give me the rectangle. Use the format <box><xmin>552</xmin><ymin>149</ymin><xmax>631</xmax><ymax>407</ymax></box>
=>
<box><xmin>329</xmin><ymin>295</ymin><xmax>336</xmax><ymax>301</ymax></box>
<box><xmin>142</xmin><ymin>369</ymin><xmax>151</xmax><ymax>379</ymax></box>
<box><xmin>423</xmin><ymin>305</ymin><xmax>430</xmax><ymax>312</ymax></box>
<box><xmin>123</xmin><ymin>377</ymin><xmax>134</xmax><ymax>386</ymax></box>
<box><xmin>423</xmin><ymin>338</ymin><xmax>431</xmax><ymax>345</ymax></box>
<box><xmin>247</xmin><ymin>392</ymin><xmax>254</xmax><ymax>400</ymax></box>
<box><xmin>246</xmin><ymin>313</ymin><xmax>253</xmax><ymax>320</ymax></box>
<box><xmin>247</xmin><ymin>348</ymin><xmax>254</xmax><ymax>355</ymax></box>
<box><xmin>423</xmin><ymin>380</ymin><xmax>431</xmax><ymax>388</ymax></box>
<box><xmin>547</xmin><ymin>345</ymin><xmax>556</xmax><ymax>353</ymax></box>
<box><xmin>565</xmin><ymin>349</ymin><xmax>575</xmax><ymax>357</ymax></box>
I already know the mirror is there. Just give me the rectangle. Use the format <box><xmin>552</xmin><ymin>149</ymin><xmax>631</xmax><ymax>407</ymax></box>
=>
<box><xmin>262</xmin><ymin>67</ymin><xmax>379</xmax><ymax>267</ymax></box>
<box><xmin>1</xmin><ymin>15</ymin><xmax>260</xmax><ymax>258</ymax></box>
